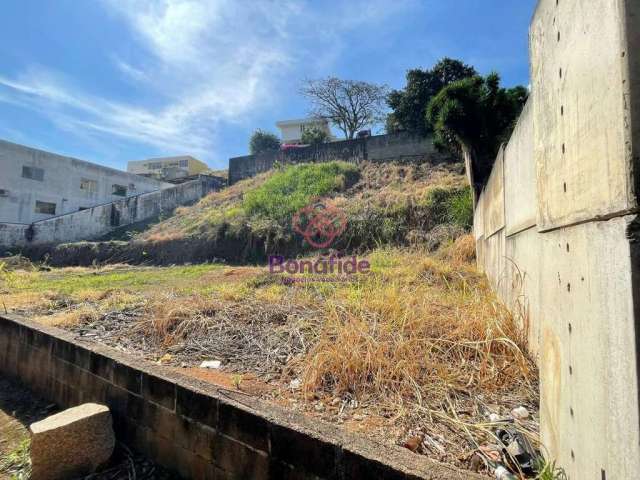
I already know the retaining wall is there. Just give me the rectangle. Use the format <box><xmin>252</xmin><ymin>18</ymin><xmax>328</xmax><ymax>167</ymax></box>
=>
<box><xmin>0</xmin><ymin>175</ymin><xmax>223</xmax><ymax>249</ymax></box>
<box><xmin>0</xmin><ymin>314</ymin><xmax>482</xmax><ymax>480</ymax></box>
<box><xmin>228</xmin><ymin>132</ymin><xmax>451</xmax><ymax>184</ymax></box>
<box><xmin>474</xmin><ymin>0</ymin><xmax>640</xmax><ymax>477</ymax></box>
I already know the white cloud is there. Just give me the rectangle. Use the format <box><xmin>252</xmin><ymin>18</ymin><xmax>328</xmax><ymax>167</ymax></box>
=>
<box><xmin>0</xmin><ymin>0</ymin><xmax>413</xmax><ymax>163</ymax></box>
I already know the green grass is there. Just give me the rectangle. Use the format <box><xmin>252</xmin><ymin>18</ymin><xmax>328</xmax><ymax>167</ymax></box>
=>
<box><xmin>242</xmin><ymin>161</ymin><xmax>360</xmax><ymax>222</ymax></box>
<box><xmin>0</xmin><ymin>438</ymin><xmax>31</xmax><ymax>479</ymax></box>
<box><xmin>0</xmin><ymin>263</ymin><xmax>222</xmax><ymax>295</ymax></box>
<box><xmin>423</xmin><ymin>185</ymin><xmax>473</xmax><ymax>229</ymax></box>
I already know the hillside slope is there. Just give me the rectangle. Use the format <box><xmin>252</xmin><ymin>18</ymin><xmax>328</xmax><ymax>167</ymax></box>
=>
<box><xmin>139</xmin><ymin>160</ymin><xmax>471</xmax><ymax>259</ymax></box>
<box><xmin>29</xmin><ymin>160</ymin><xmax>471</xmax><ymax>266</ymax></box>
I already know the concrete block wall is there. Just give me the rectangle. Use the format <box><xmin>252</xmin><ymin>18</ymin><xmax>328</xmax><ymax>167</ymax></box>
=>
<box><xmin>474</xmin><ymin>0</ymin><xmax>640</xmax><ymax>477</ymax></box>
<box><xmin>0</xmin><ymin>175</ymin><xmax>223</xmax><ymax>249</ymax></box>
<box><xmin>0</xmin><ymin>314</ymin><xmax>484</xmax><ymax>480</ymax></box>
<box><xmin>228</xmin><ymin>133</ymin><xmax>450</xmax><ymax>184</ymax></box>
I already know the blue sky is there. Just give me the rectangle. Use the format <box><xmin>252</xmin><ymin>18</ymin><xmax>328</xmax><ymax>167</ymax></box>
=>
<box><xmin>0</xmin><ymin>1</ymin><xmax>536</xmax><ymax>170</ymax></box>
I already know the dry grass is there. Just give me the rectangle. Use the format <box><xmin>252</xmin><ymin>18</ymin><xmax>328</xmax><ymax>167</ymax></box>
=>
<box><xmin>446</xmin><ymin>233</ymin><xmax>477</xmax><ymax>264</ymax></box>
<box><xmin>0</xmin><ymin>245</ymin><xmax>538</xmax><ymax>473</ymax></box>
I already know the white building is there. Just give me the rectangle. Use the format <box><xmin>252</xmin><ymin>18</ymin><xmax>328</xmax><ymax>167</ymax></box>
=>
<box><xmin>275</xmin><ymin>118</ymin><xmax>333</xmax><ymax>144</ymax></box>
<box><xmin>0</xmin><ymin>139</ymin><xmax>170</xmax><ymax>224</ymax></box>
<box><xmin>127</xmin><ymin>155</ymin><xmax>209</xmax><ymax>181</ymax></box>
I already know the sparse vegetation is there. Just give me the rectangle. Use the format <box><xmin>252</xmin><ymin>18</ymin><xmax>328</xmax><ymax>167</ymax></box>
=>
<box><xmin>131</xmin><ymin>160</ymin><xmax>472</xmax><ymax>263</ymax></box>
<box><xmin>0</xmin><ymin>239</ymin><xmax>539</xmax><ymax>473</ymax></box>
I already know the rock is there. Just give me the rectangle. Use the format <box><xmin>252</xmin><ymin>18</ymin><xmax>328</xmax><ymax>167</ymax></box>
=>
<box><xmin>314</xmin><ymin>402</ymin><xmax>325</xmax><ymax>412</ymax></box>
<box><xmin>511</xmin><ymin>406</ymin><xmax>530</xmax><ymax>420</ymax></box>
<box><xmin>488</xmin><ymin>413</ymin><xmax>502</xmax><ymax>423</ymax></box>
<box><xmin>30</xmin><ymin>403</ymin><xmax>115</xmax><ymax>480</ymax></box>
<box><xmin>200</xmin><ymin>360</ymin><xmax>221</xmax><ymax>369</ymax></box>
<box><xmin>403</xmin><ymin>435</ymin><xmax>423</xmax><ymax>452</ymax></box>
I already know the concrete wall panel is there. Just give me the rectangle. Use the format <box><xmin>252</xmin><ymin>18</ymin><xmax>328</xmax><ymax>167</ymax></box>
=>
<box><xmin>537</xmin><ymin>216</ymin><xmax>640</xmax><ymax>479</ymax></box>
<box><xmin>483</xmin><ymin>228</ymin><xmax>506</xmax><ymax>299</ymax></box>
<box><xmin>483</xmin><ymin>148</ymin><xmax>505</xmax><ymax>238</ymax></box>
<box><xmin>473</xmin><ymin>192</ymin><xmax>485</xmax><ymax>241</ymax></box>
<box><xmin>504</xmin><ymin>226</ymin><xmax>541</xmax><ymax>360</ymax></box>
<box><xmin>531</xmin><ymin>0</ymin><xmax>633</xmax><ymax>231</ymax></box>
<box><xmin>504</xmin><ymin>99</ymin><xmax>536</xmax><ymax>236</ymax></box>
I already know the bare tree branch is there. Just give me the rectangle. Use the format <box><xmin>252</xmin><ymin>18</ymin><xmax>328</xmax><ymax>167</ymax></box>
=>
<box><xmin>300</xmin><ymin>77</ymin><xmax>388</xmax><ymax>139</ymax></box>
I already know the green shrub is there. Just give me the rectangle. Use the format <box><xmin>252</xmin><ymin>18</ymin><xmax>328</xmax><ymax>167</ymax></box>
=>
<box><xmin>423</xmin><ymin>185</ymin><xmax>473</xmax><ymax>230</ymax></box>
<box><xmin>243</xmin><ymin>161</ymin><xmax>359</xmax><ymax>222</ymax></box>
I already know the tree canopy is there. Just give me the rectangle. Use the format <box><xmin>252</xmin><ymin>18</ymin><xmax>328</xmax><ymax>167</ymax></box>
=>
<box><xmin>386</xmin><ymin>58</ymin><xmax>477</xmax><ymax>137</ymax></box>
<box><xmin>249</xmin><ymin>129</ymin><xmax>281</xmax><ymax>155</ymax></box>
<box><xmin>427</xmin><ymin>73</ymin><xmax>528</xmax><ymax>188</ymax></box>
<box><xmin>300</xmin><ymin>77</ymin><xmax>388</xmax><ymax>140</ymax></box>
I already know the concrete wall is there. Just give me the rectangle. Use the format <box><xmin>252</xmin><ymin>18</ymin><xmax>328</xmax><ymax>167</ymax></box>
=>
<box><xmin>474</xmin><ymin>1</ymin><xmax>640</xmax><ymax>477</ymax></box>
<box><xmin>228</xmin><ymin>132</ymin><xmax>451</xmax><ymax>184</ymax></box>
<box><xmin>0</xmin><ymin>140</ymin><xmax>169</xmax><ymax>224</ymax></box>
<box><xmin>0</xmin><ymin>314</ymin><xmax>483</xmax><ymax>480</ymax></box>
<box><xmin>0</xmin><ymin>176</ymin><xmax>223</xmax><ymax>249</ymax></box>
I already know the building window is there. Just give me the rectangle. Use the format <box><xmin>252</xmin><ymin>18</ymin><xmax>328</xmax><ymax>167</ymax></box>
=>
<box><xmin>22</xmin><ymin>166</ymin><xmax>44</xmax><ymax>181</ymax></box>
<box><xmin>0</xmin><ymin>189</ymin><xmax>8</xmax><ymax>197</ymax></box>
<box><xmin>112</xmin><ymin>184</ymin><xmax>127</xmax><ymax>196</ymax></box>
<box><xmin>147</xmin><ymin>162</ymin><xmax>162</xmax><ymax>170</ymax></box>
<box><xmin>179</xmin><ymin>159</ymin><xmax>188</xmax><ymax>167</ymax></box>
<box><xmin>35</xmin><ymin>201</ymin><xmax>56</xmax><ymax>215</ymax></box>
<box><xmin>80</xmin><ymin>178</ymin><xmax>97</xmax><ymax>193</ymax></box>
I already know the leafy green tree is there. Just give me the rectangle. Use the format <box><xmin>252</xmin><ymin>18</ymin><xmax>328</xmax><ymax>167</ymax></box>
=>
<box><xmin>427</xmin><ymin>73</ymin><xmax>528</xmax><ymax>192</ymax></box>
<box><xmin>301</xmin><ymin>126</ymin><xmax>330</xmax><ymax>145</ymax></box>
<box><xmin>249</xmin><ymin>129</ymin><xmax>281</xmax><ymax>154</ymax></box>
<box><xmin>386</xmin><ymin>58</ymin><xmax>477</xmax><ymax>136</ymax></box>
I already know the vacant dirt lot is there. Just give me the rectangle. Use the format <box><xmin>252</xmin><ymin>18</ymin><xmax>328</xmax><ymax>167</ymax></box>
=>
<box><xmin>0</xmin><ymin>242</ymin><xmax>539</xmax><ymax>476</ymax></box>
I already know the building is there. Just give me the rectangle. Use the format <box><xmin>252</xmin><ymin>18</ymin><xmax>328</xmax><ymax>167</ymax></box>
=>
<box><xmin>127</xmin><ymin>155</ymin><xmax>209</xmax><ymax>181</ymax></box>
<box><xmin>0</xmin><ymin>139</ymin><xmax>171</xmax><ymax>224</ymax></box>
<box><xmin>275</xmin><ymin>118</ymin><xmax>333</xmax><ymax>144</ymax></box>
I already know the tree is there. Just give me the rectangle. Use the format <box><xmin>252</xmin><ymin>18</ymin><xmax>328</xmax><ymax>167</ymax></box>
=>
<box><xmin>249</xmin><ymin>129</ymin><xmax>281</xmax><ymax>155</ymax></box>
<box><xmin>300</xmin><ymin>126</ymin><xmax>329</xmax><ymax>145</ymax></box>
<box><xmin>427</xmin><ymin>73</ymin><xmax>528</xmax><ymax>193</ymax></box>
<box><xmin>386</xmin><ymin>58</ymin><xmax>477</xmax><ymax>137</ymax></box>
<box><xmin>300</xmin><ymin>78</ymin><xmax>388</xmax><ymax>140</ymax></box>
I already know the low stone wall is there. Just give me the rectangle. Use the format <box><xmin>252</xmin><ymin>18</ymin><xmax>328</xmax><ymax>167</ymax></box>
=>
<box><xmin>0</xmin><ymin>175</ymin><xmax>224</xmax><ymax>250</ymax></box>
<box><xmin>0</xmin><ymin>314</ymin><xmax>481</xmax><ymax>480</ymax></box>
<box><xmin>228</xmin><ymin>132</ymin><xmax>451</xmax><ymax>184</ymax></box>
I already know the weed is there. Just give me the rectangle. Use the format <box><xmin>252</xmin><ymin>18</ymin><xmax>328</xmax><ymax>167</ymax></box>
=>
<box><xmin>0</xmin><ymin>438</ymin><xmax>31</xmax><ymax>479</ymax></box>
<box><xmin>535</xmin><ymin>458</ymin><xmax>568</xmax><ymax>480</ymax></box>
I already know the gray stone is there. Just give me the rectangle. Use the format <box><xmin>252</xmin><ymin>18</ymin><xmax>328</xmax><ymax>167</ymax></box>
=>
<box><xmin>30</xmin><ymin>403</ymin><xmax>115</xmax><ymax>480</ymax></box>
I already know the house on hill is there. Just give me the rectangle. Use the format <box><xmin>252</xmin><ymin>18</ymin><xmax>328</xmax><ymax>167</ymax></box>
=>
<box><xmin>275</xmin><ymin>118</ymin><xmax>333</xmax><ymax>144</ymax></box>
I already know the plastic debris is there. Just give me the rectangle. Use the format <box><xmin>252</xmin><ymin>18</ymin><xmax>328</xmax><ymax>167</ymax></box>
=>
<box><xmin>511</xmin><ymin>406</ymin><xmax>530</xmax><ymax>420</ymax></box>
<box><xmin>289</xmin><ymin>378</ymin><xmax>302</xmax><ymax>390</ymax></box>
<box><xmin>200</xmin><ymin>360</ymin><xmax>221</xmax><ymax>369</ymax></box>
<box><xmin>496</xmin><ymin>426</ymin><xmax>539</xmax><ymax>475</ymax></box>
<box><xmin>494</xmin><ymin>465</ymin><xmax>517</xmax><ymax>480</ymax></box>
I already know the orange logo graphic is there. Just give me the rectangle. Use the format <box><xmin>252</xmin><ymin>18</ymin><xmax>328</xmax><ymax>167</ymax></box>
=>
<box><xmin>292</xmin><ymin>201</ymin><xmax>347</xmax><ymax>249</ymax></box>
